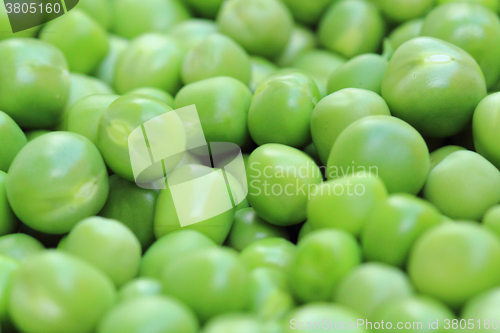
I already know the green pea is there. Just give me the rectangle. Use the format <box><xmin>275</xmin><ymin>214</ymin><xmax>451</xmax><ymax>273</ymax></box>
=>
<box><xmin>303</xmin><ymin>143</ymin><xmax>322</xmax><ymax>166</ymax></box>
<box><xmin>7</xmin><ymin>132</ymin><xmax>109</xmax><ymax>234</ymax></box>
<box><xmin>297</xmin><ymin>221</ymin><xmax>313</xmax><ymax>242</ymax></box>
<box><xmin>99</xmin><ymin>174</ymin><xmax>159</xmax><ymax>250</ymax></box>
<box><xmin>96</xmin><ymin>94</ymin><xmax>185</xmax><ymax>182</ymax></box>
<box><xmin>280</xmin><ymin>0</ymin><xmax>334</xmax><ymax>26</ymax></box>
<box><xmin>154</xmin><ymin>164</ymin><xmax>236</xmax><ymax>244</ymax></box>
<box><xmin>248</xmin><ymin>267</ymin><xmax>295</xmax><ymax>320</ymax></box>
<box><xmin>334</xmin><ymin>263</ymin><xmax>414</xmax><ymax>319</ymax></box>
<box><xmin>182</xmin><ymin>0</ymin><xmax>223</xmax><ymax>18</ymax></box>
<box><xmin>175</xmin><ymin>76</ymin><xmax>252</xmax><ymax>146</ymax></box>
<box><xmin>0</xmin><ymin>255</ymin><xmax>18</xmax><ymax>330</ymax></box>
<box><xmin>97</xmin><ymin>296</ymin><xmax>198</xmax><ymax>333</ymax></box>
<box><xmin>118</xmin><ymin>278</ymin><xmax>163</xmax><ymax>303</ymax></box>
<box><xmin>227</xmin><ymin>208</ymin><xmax>289</xmax><ymax>251</ymax></box>
<box><xmin>250</xmin><ymin>56</ymin><xmax>278</xmax><ymax>92</ymax></box>
<box><xmin>283</xmin><ymin>304</ymin><xmax>367</xmax><ymax>333</ymax></box>
<box><xmin>291</xmin><ymin>50</ymin><xmax>346</xmax><ymax>97</ymax></box>
<box><xmin>308</xmin><ymin>175</ymin><xmax>388</xmax><ymax>236</ymax></box>
<box><xmin>114</xmin><ymin>33</ymin><xmax>184</xmax><ymax>95</ymax></box>
<box><xmin>140</xmin><ymin>230</ymin><xmax>216</xmax><ymax>279</ymax></box>
<box><xmin>169</xmin><ymin>19</ymin><xmax>218</xmax><ymax>52</ymax></box>
<box><xmin>318</xmin><ymin>0</ymin><xmax>385</xmax><ymax>59</ymax></box>
<box><xmin>202</xmin><ymin>314</ymin><xmax>264</xmax><ymax>333</ymax></box>
<box><xmin>78</xmin><ymin>0</ymin><xmax>112</xmax><ymax>29</ymax></box>
<box><xmin>0</xmin><ymin>172</ymin><xmax>18</xmax><ymax>237</ymax></box>
<box><xmin>63</xmin><ymin>216</ymin><xmax>142</xmax><ymax>287</ymax></box>
<box><xmin>248</xmin><ymin>72</ymin><xmax>320</xmax><ymax>148</ymax></box>
<box><xmin>327</xmin><ymin>54</ymin><xmax>388</xmax><ymax>95</ymax></box>
<box><xmin>421</xmin><ymin>3</ymin><xmax>500</xmax><ymax>89</ymax></box>
<box><xmin>424</xmin><ymin>151</ymin><xmax>500</xmax><ymax>221</ymax></box>
<box><xmin>217</xmin><ymin>0</ymin><xmax>294</xmax><ymax>59</ymax></box>
<box><xmin>111</xmin><ymin>0</ymin><xmax>191</xmax><ymax>39</ymax></box>
<box><xmin>127</xmin><ymin>87</ymin><xmax>175</xmax><ymax>108</ymax></box>
<box><xmin>377</xmin><ymin>0</ymin><xmax>434</xmax><ymax>23</ymax></box>
<box><xmin>437</xmin><ymin>0</ymin><xmax>499</xmax><ymax>16</ymax></box>
<box><xmin>382</xmin><ymin>37</ymin><xmax>487</xmax><ymax>137</ymax></box>
<box><xmin>247</xmin><ymin>144</ymin><xmax>323</xmax><ymax>226</ymax></box>
<box><xmin>372</xmin><ymin>297</ymin><xmax>455</xmax><ymax>333</ymax></box>
<box><xmin>9</xmin><ymin>251</ymin><xmax>116</xmax><ymax>333</ymax></box>
<box><xmin>483</xmin><ymin>205</ymin><xmax>500</xmax><ymax>238</ymax></box>
<box><xmin>25</xmin><ymin>130</ymin><xmax>50</xmax><ymax>142</ymax></box>
<box><xmin>389</xmin><ymin>19</ymin><xmax>424</xmax><ymax>51</ymax></box>
<box><xmin>275</xmin><ymin>25</ymin><xmax>317</xmax><ymax>68</ymax></box>
<box><xmin>311</xmin><ymin>88</ymin><xmax>391</xmax><ymax>165</ymax></box>
<box><xmin>182</xmin><ymin>34</ymin><xmax>251</xmax><ymax>85</ymax></box>
<box><xmin>95</xmin><ymin>35</ymin><xmax>129</xmax><ymax>87</ymax></box>
<box><xmin>361</xmin><ymin>194</ymin><xmax>443</xmax><ymax>267</ymax></box>
<box><xmin>290</xmin><ymin>229</ymin><xmax>361</xmax><ymax>303</ymax></box>
<box><xmin>473</xmin><ymin>92</ymin><xmax>500</xmax><ymax>169</ymax></box>
<box><xmin>66</xmin><ymin>94</ymin><xmax>120</xmax><ymax>144</ymax></box>
<box><xmin>327</xmin><ymin>115</ymin><xmax>430</xmax><ymax>195</ymax></box>
<box><xmin>240</xmin><ymin>238</ymin><xmax>296</xmax><ymax>274</ymax></box>
<box><xmin>0</xmin><ymin>38</ymin><xmax>70</xmax><ymax>129</ymax></box>
<box><xmin>40</xmin><ymin>9</ymin><xmax>109</xmax><ymax>74</ymax></box>
<box><xmin>0</xmin><ymin>111</ymin><xmax>26</xmax><ymax>172</ymax></box>
<box><xmin>0</xmin><ymin>234</ymin><xmax>44</xmax><ymax>262</ymax></box>
<box><xmin>161</xmin><ymin>247</ymin><xmax>251</xmax><ymax>322</ymax></box>
<box><xmin>461</xmin><ymin>288</ymin><xmax>500</xmax><ymax>331</ymax></box>
<box><xmin>408</xmin><ymin>222</ymin><xmax>500</xmax><ymax>308</ymax></box>
<box><xmin>429</xmin><ymin>145</ymin><xmax>466</xmax><ymax>171</ymax></box>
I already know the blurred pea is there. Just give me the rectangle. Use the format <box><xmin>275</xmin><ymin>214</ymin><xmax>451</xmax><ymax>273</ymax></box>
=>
<box><xmin>275</xmin><ymin>25</ymin><xmax>317</xmax><ymax>68</ymax></box>
<box><xmin>169</xmin><ymin>19</ymin><xmax>218</xmax><ymax>52</ymax></box>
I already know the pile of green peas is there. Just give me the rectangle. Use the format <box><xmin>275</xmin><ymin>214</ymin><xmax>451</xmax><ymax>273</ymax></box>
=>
<box><xmin>2</xmin><ymin>0</ymin><xmax>500</xmax><ymax>331</ymax></box>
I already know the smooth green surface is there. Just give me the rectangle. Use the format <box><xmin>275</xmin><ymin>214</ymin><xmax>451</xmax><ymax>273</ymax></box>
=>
<box><xmin>240</xmin><ymin>238</ymin><xmax>296</xmax><ymax>273</ymax></box>
<box><xmin>362</xmin><ymin>194</ymin><xmax>443</xmax><ymax>267</ymax></box>
<box><xmin>0</xmin><ymin>234</ymin><xmax>44</xmax><ymax>262</ymax></box>
<box><xmin>6</xmin><ymin>132</ymin><xmax>109</xmax><ymax>234</ymax></box>
<box><xmin>424</xmin><ymin>150</ymin><xmax>500</xmax><ymax>221</ymax></box>
<box><xmin>9</xmin><ymin>251</ymin><xmax>116</xmax><ymax>333</ymax></box>
<box><xmin>377</xmin><ymin>0</ymin><xmax>434</xmax><ymax>23</ymax></box>
<box><xmin>0</xmin><ymin>111</ymin><xmax>26</xmax><ymax>172</ymax></box>
<box><xmin>290</xmin><ymin>229</ymin><xmax>361</xmax><ymax>303</ymax></box>
<box><xmin>437</xmin><ymin>0</ymin><xmax>499</xmax><ymax>12</ymax></box>
<box><xmin>63</xmin><ymin>217</ymin><xmax>142</xmax><ymax>287</ymax></box>
<box><xmin>483</xmin><ymin>205</ymin><xmax>500</xmax><ymax>238</ymax></box>
<box><xmin>202</xmin><ymin>314</ymin><xmax>264</xmax><ymax>333</ymax></box>
<box><xmin>311</xmin><ymin>88</ymin><xmax>391</xmax><ymax>164</ymax></box>
<box><xmin>182</xmin><ymin>0</ymin><xmax>223</xmax><ymax>18</ymax></box>
<box><xmin>161</xmin><ymin>247</ymin><xmax>250</xmax><ymax>322</ymax></box>
<box><xmin>382</xmin><ymin>37</ymin><xmax>487</xmax><ymax>138</ymax></box>
<box><xmin>95</xmin><ymin>35</ymin><xmax>129</xmax><ymax>87</ymax></box>
<box><xmin>0</xmin><ymin>172</ymin><xmax>18</xmax><ymax>237</ymax></box>
<box><xmin>327</xmin><ymin>115</ymin><xmax>430</xmax><ymax>195</ymax></box>
<box><xmin>118</xmin><ymin>278</ymin><xmax>162</xmax><ymax>303</ymax></box>
<box><xmin>429</xmin><ymin>145</ymin><xmax>466</xmax><ymax>171</ymax></box>
<box><xmin>461</xmin><ymin>288</ymin><xmax>500</xmax><ymax>332</ymax></box>
<box><xmin>275</xmin><ymin>25</ymin><xmax>316</xmax><ymax>68</ymax></box>
<box><xmin>249</xmin><ymin>56</ymin><xmax>278</xmax><ymax>92</ymax></box>
<box><xmin>408</xmin><ymin>222</ymin><xmax>500</xmax><ymax>308</ymax></box>
<box><xmin>247</xmin><ymin>144</ymin><xmax>323</xmax><ymax>226</ymax></box>
<box><xmin>389</xmin><ymin>19</ymin><xmax>424</xmax><ymax>50</ymax></box>
<box><xmin>281</xmin><ymin>0</ymin><xmax>334</xmax><ymax>25</ymax></box>
<box><xmin>473</xmin><ymin>92</ymin><xmax>500</xmax><ymax>169</ymax></box>
<box><xmin>127</xmin><ymin>87</ymin><xmax>174</xmax><ymax>108</ymax></box>
<box><xmin>169</xmin><ymin>19</ymin><xmax>218</xmax><ymax>52</ymax></box>
<box><xmin>0</xmin><ymin>255</ymin><xmax>18</xmax><ymax>329</ymax></box>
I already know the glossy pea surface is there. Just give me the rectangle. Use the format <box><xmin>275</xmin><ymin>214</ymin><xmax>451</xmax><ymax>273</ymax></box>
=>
<box><xmin>473</xmin><ymin>92</ymin><xmax>500</xmax><ymax>170</ymax></box>
<box><xmin>0</xmin><ymin>111</ymin><xmax>26</xmax><ymax>172</ymax></box>
<box><xmin>240</xmin><ymin>237</ymin><xmax>296</xmax><ymax>273</ymax></box>
<box><xmin>0</xmin><ymin>171</ymin><xmax>18</xmax><ymax>237</ymax></box>
<box><xmin>0</xmin><ymin>234</ymin><xmax>44</xmax><ymax>262</ymax></box>
<box><xmin>117</xmin><ymin>278</ymin><xmax>162</xmax><ymax>303</ymax></box>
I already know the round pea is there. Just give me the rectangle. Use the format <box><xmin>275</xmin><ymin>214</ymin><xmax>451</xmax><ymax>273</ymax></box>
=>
<box><xmin>361</xmin><ymin>194</ymin><xmax>443</xmax><ymax>267</ymax></box>
<box><xmin>118</xmin><ymin>278</ymin><xmax>162</xmax><ymax>303</ymax></box>
<box><xmin>111</xmin><ymin>0</ymin><xmax>191</xmax><ymax>39</ymax></box>
<box><xmin>311</xmin><ymin>88</ymin><xmax>391</xmax><ymax>164</ymax></box>
<box><xmin>25</xmin><ymin>130</ymin><xmax>50</xmax><ymax>142</ymax></box>
<box><xmin>483</xmin><ymin>205</ymin><xmax>500</xmax><ymax>238</ymax></box>
<box><xmin>95</xmin><ymin>35</ymin><xmax>129</xmax><ymax>87</ymax></box>
<box><xmin>114</xmin><ymin>33</ymin><xmax>184</xmax><ymax>95</ymax></box>
<box><xmin>40</xmin><ymin>9</ymin><xmax>109</xmax><ymax>74</ymax></box>
<box><xmin>66</xmin><ymin>73</ymin><xmax>114</xmax><ymax>111</ymax></box>
<box><xmin>247</xmin><ymin>144</ymin><xmax>323</xmax><ymax>226</ymax></box>
<box><xmin>9</xmin><ymin>251</ymin><xmax>116</xmax><ymax>333</ymax></box>
<box><xmin>333</xmin><ymin>263</ymin><xmax>414</xmax><ymax>319</ymax></box>
<box><xmin>318</xmin><ymin>0</ymin><xmax>385</xmax><ymax>59</ymax></box>
<box><xmin>461</xmin><ymin>288</ymin><xmax>500</xmax><ymax>332</ymax></box>
<box><xmin>389</xmin><ymin>18</ymin><xmax>424</xmax><ymax>50</ymax></box>
<box><xmin>424</xmin><ymin>150</ymin><xmax>500</xmax><ymax>221</ymax></box>
<box><xmin>0</xmin><ymin>234</ymin><xmax>44</xmax><ymax>262</ymax></box>
<box><xmin>0</xmin><ymin>38</ymin><xmax>70</xmax><ymax>129</ymax></box>
<box><xmin>437</xmin><ymin>0</ymin><xmax>499</xmax><ymax>12</ymax></box>
<box><xmin>382</xmin><ymin>37</ymin><xmax>487</xmax><ymax>137</ymax></box>
<box><xmin>297</xmin><ymin>220</ymin><xmax>313</xmax><ymax>242</ymax></box>
<box><xmin>290</xmin><ymin>229</ymin><xmax>361</xmax><ymax>303</ymax></box>
<box><xmin>175</xmin><ymin>76</ymin><xmax>252</xmax><ymax>146</ymax></box>
<box><xmin>161</xmin><ymin>247</ymin><xmax>250</xmax><ymax>322</ymax></box>
<box><xmin>377</xmin><ymin>0</ymin><xmax>434</xmax><ymax>23</ymax></box>
<box><xmin>97</xmin><ymin>296</ymin><xmax>198</xmax><ymax>333</ymax></box>
<box><xmin>169</xmin><ymin>19</ymin><xmax>218</xmax><ymax>52</ymax></box>
<box><xmin>249</xmin><ymin>56</ymin><xmax>278</xmax><ymax>92</ymax></box>
<box><xmin>127</xmin><ymin>87</ymin><xmax>174</xmax><ymax>108</ymax></box>
<box><xmin>421</xmin><ymin>2</ymin><xmax>500</xmax><ymax>89</ymax></box>
<box><xmin>240</xmin><ymin>238</ymin><xmax>296</xmax><ymax>273</ymax></box>
<box><xmin>280</xmin><ymin>0</ymin><xmax>334</xmax><ymax>25</ymax></box>
<box><xmin>140</xmin><ymin>230</ymin><xmax>216</xmax><ymax>279</ymax></box>
<box><xmin>63</xmin><ymin>217</ymin><xmax>142</xmax><ymax>287</ymax></box>
<box><xmin>408</xmin><ymin>222</ymin><xmax>500</xmax><ymax>308</ymax></box>
<box><xmin>96</xmin><ymin>94</ymin><xmax>185</xmax><ymax>183</ymax></box>
<box><xmin>202</xmin><ymin>314</ymin><xmax>264</xmax><ymax>333</ymax></box>
<box><xmin>429</xmin><ymin>145</ymin><xmax>466</xmax><ymax>171</ymax></box>
<box><xmin>308</xmin><ymin>175</ymin><xmax>388</xmax><ymax>236</ymax></box>
<box><xmin>0</xmin><ymin>171</ymin><xmax>18</xmax><ymax>237</ymax></box>
<box><xmin>327</xmin><ymin>115</ymin><xmax>430</xmax><ymax>195</ymax></box>
<box><xmin>248</xmin><ymin>72</ymin><xmax>320</xmax><ymax>148</ymax></box>
<box><xmin>0</xmin><ymin>255</ymin><xmax>18</xmax><ymax>329</ymax></box>
<box><xmin>182</xmin><ymin>0</ymin><xmax>223</xmax><ymax>18</ymax></box>
<box><xmin>473</xmin><ymin>92</ymin><xmax>500</xmax><ymax>170</ymax></box>
<box><xmin>327</xmin><ymin>54</ymin><xmax>388</xmax><ymax>95</ymax></box>
<box><xmin>275</xmin><ymin>25</ymin><xmax>317</xmax><ymax>68</ymax></box>
<box><xmin>0</xmin><ymin>111</ymin><xmax>26</xmax><ymax>172</ymax></box>
<box><xmin>182</xmin><ymin>34</ymin><xmax>251</xmax><ymax>85</ymax></box>
<box><xmin>7</xmin><ymin>132</ymin><xmax>109</xmax><ymax>234</ymax></box>
<box><xmin>216</xmin><ymin>0</ymin><xmax>294</xmax><ymax>59</ymax></box>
